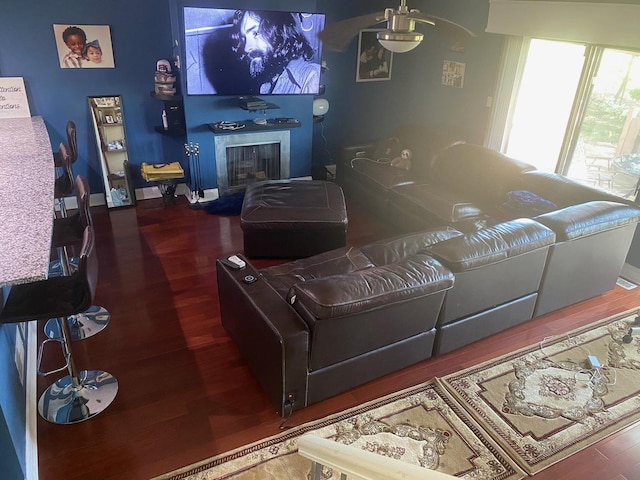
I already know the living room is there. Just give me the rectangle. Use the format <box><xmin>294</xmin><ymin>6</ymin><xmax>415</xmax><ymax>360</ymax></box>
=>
<box><xmin>1</xmin><ymin>1</ymin><xmax>640</xmax><ymax>479</ymax></box>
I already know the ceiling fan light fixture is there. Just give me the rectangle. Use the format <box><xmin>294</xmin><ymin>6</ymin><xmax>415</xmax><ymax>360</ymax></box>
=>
<box><xmin>377</xmin><ymin>30</ymin><xmax>423</xmax><ymax>53</ymax></box>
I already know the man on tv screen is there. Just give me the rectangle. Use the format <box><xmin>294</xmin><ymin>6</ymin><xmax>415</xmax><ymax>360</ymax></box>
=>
<box><xmin>198</xmin><ymin>9</ymin><xmax>322</xmax><ymax>95</ymax></box>
<box><xmin>232</xmin><ymin>10</ymin><xmax>320</xmax><ymax>94</ymax></box>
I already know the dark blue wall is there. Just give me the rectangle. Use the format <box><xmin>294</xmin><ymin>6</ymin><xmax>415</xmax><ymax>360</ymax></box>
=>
<box><xmin>0</xmin><ymin>0</ymin><xmax>180</xmax><ymax>196</ymax></box>
<box><xmin>0</xmin><ymin>324</ymin><xmax>25</xmax><ymax>479</ymax></box>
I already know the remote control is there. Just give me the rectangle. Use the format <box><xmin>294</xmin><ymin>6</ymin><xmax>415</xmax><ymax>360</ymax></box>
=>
<box><xmin>228</xmin><ymin>255</ymin><xmax>246</xmax><ymax>268</ymax></box>
<box><xmin>221</xmin><ymin>255</ymin><xmax>246</xmax><ymax>270</ymax></box>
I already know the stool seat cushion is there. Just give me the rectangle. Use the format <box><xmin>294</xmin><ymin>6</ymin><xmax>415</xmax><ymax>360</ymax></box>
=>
<box><xmin>241</xmin><ymin>180</ymin><xmax>348</xmax><ymax>258</ymax></box>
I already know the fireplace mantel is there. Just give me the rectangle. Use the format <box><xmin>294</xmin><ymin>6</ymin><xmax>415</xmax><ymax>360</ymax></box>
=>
<box><xmin>207</xmin><ymin>118</ymin><xmax>300</xmax><ymax>134</ymax></box>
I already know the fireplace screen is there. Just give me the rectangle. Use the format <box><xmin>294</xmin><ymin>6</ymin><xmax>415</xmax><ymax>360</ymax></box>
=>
<box><xmin>214</xmin><ymin>130</ymin><xmax>290</xmax><ymax>196</ymax></box>
<box><xmin>226</xmin><ymin>143</ymin><xmax>280</xmax><ymax>191</ymax></box>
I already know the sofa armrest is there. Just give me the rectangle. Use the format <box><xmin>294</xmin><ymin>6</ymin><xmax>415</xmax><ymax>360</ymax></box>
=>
<box><xmin>217</xmin><ymin>260</ymin><xmax>310</xmax><ymax>415</ymax></box>
<box><xmin>288</xmin><ymin>254</ymin><xmax>453</xmax><ymax>320</ymax></box>
<box><xmin>518</xmin><ymin>171</ymin><xmax>633</xmax><ymax>208</ymax></box>
<box><xmin>534</xmin><ymin>201</ymin><xmax>640</xmax><ymax>241</ymax></box>
<box><xmin>341</xmin><ymin>143</ymin><xmax>376</xmax><ymax>163</ymax></box>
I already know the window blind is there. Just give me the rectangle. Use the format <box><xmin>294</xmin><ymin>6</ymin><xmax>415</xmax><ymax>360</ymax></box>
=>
<box><xmin>486</xmin><ymin>1</ymin><xmax>640</xmax><ymax>50</ymax></box>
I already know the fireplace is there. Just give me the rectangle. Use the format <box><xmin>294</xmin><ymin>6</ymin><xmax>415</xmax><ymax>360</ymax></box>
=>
<box><xmin>214</xmin><ymin>131</ymin><xmax>290</xmax><ymax>196</ymax></box>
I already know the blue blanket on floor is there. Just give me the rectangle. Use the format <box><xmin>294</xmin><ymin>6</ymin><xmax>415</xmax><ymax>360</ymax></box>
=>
<box><xmin>205</xmin><ymin>192</ymin><xmax>245</xmax><ymax>216</ymax></box>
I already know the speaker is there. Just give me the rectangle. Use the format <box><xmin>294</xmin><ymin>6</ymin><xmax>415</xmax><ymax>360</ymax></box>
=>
<box><xmin>164</xmin><ymin>101</ymin><xmax>185</xmax><ymax>129</ymax></box>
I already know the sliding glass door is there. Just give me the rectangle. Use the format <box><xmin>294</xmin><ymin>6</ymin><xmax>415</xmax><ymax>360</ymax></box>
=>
<box><xmin>564</xmin><ymin>49</ymin><xmax>640</xmax><ymax>199</ymax></box>
<box><xmin>503</xmin><ymin>39</ymin><xmax>585</xmax><ymax>172</ymax></box>
<box><xmin>490</xmin><ymin>38</ymin><xmax>640</xmax><ymax>202</ymax></box>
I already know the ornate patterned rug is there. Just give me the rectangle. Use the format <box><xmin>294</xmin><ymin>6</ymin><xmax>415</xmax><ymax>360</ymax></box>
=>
<box><xmin>153</xmin><ymin>380</ymin><xmax>525</xmax><ymax>480</ymax></box>
<box><xmin>439</xmin><ymin>307</ymin><xmax>640</xmax><ymax>475</ymax></box>
<box><xmin>155</xmin><ymin>308</ymin><xmax>640</xmax><ymax>479</ymax></box>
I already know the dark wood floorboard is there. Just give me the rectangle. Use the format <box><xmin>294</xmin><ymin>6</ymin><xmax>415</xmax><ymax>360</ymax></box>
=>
<box><xmin>36</xmin><ymin>195</ymin><xmax>640</xmax><ymax>480</ymax></box>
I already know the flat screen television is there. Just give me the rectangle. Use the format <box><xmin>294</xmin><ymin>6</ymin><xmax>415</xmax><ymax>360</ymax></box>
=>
<box><xmin>184</xmin><ymin>7</ymin><xmax>325</xmax><ymax>96</ymax></box>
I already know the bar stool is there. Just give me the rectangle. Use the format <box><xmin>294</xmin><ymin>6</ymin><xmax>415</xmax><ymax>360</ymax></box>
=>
<box><xmin>45</xmin><ymin>175</ymin><xmax>111</xmax><ymax>341</ymax></box>
<box><xmin>0</xmin><ymin>226</ymin><xmax>118</xmax><ymax>424</ymax></box>
<box><xmin>49</xmin><ymin>142</ymin><xmax>77</xmax><ymax>276</ymax></box>
<box><xmin>54</xmin><ymin>142</ymin><xmax>74</xmax><ymax>219</ymax></box>
<box><xmin>53</xmin><ymin>120</ymin><xmax>77</xmax><ymax>168</ymax></box>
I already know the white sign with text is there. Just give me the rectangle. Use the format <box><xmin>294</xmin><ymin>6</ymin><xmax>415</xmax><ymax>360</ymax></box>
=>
<box><xmin>0</xmin><ymin>77</ymin><xmax>31</xmax><ymax>118</ymax></box>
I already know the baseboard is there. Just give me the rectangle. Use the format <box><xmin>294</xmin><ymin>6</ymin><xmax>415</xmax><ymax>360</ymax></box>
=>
<box><xmin>59</xmin><ymin>177</ymin><xmax>314</xmax><ymax>210</ymax></box>
<box><xmin>25</xmin><ymin>322</ymin><xmax>38</xmax><ymax>480</ymax></box>
<box><xmin>621</xmin><ymin>263</ymin><xmax>640</xmax><ymax>285</ymax></box>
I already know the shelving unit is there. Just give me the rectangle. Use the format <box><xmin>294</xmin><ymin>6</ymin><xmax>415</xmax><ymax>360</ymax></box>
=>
<box><xmin>151</xmin><ymin>92</ymin><xmax>185</xmax><ymax>136</ymax></box>
<box><xmin>88</xmin><ymin>95</ymin><xmax>136</xmax><ymax>208</ymax></box>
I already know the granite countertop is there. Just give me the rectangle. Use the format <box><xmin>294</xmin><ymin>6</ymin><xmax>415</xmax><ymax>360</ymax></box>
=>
<box><xmin>0</xmin><ymin>116</ymin><xmax>54</xmax><ymax>287</ymax></box>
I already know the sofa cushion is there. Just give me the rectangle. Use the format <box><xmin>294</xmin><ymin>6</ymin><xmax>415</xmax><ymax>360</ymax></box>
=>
<box><xmin>432</xmin><ymin>144</ymin><xmax>536</xmax><ymax>205</ymax></box>
<box><xmin>261</xmin><ymin>247</ymin><xmax>375</xmax><ymax>298</ymax></box>
<box><xmin>349</xmin><ymin>158</ymin><xmax>414</xmax><ymax>190</ymax></box>
<box><xmin>424</xmin><ymin>218</ymin><xmax>556</xmax><ymax>272</ymax></box>
<box><xmin>287</xmin><ymin>254</ymin><xmax>453</xmax><ymax>320</ymax></box>
<box><xmin>360</xmin><ymin>228</ymin><xmax>463</xmax><ymax>266</ymax></box>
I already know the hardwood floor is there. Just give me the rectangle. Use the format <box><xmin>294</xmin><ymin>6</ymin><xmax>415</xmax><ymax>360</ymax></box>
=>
<box><xmin>37</xmin><ymin>195</ymin><xmax>640</xmax><ymax>480</ymax></box>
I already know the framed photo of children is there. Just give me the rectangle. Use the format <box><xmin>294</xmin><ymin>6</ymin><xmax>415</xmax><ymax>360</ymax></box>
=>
<box><xmin>53</xmin><ymin>24</ymin><xmax>115</xmax><ymax>69</ymax></box>
<box><xmin>356</xmin><ymin>30</ymin><xmax>392</xmax><ymax>82</ymax></box>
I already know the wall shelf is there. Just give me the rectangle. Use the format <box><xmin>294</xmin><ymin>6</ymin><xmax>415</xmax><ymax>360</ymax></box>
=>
<box><xmin>207</xmin><ymin>119</ymin><xmax>300</xmax><ymax>134</ymax></box>
<box><xmin>154</xmin><ymin>125</ymin><xmax>186</xmax><ymax>136</ymax></box>
<box><xmin>150</xmin><ymin>92</ymin><xmax>185</xmax><ymax>137</ymax></box>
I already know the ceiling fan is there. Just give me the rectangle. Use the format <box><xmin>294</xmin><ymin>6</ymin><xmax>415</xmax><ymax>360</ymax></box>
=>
<box><xmin>318</xmin><ymin>0</ymin><xmax>476</xmax><ymax>53</ymax></box>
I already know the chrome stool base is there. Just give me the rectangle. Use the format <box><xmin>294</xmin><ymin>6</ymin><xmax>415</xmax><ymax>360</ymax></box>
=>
<box><xmin>38</xmin><ymin>369</ymin><xmax>118</xmax><ymax>424</ymax></box>
<box><xmin>44</xmin><ymin>305</ymin><xmax>110</xmax><ymax>341</ymax></box>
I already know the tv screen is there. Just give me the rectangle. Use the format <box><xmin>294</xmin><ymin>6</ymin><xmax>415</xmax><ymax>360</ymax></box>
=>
<box><xmin>184</xmin><ymin>7</ymin><xmax>325</xmax><ymax>96</ymax></box>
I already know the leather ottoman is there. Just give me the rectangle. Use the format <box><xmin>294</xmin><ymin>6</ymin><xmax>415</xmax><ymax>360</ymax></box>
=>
<box><xmin>240</xmin><ymin>180</ymin><xmax>348</xmax><ymax>258</ymax></box>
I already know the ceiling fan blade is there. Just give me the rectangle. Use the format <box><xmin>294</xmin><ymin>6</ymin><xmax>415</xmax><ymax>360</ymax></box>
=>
<box><xmin>318</xmin><ymin>11</ymin><xmax>386</xmax><ymax>52</ymax></box>
<box><xmin>409</xmin><ymin>12</ymin><xmax>476</xmax><ymax>44</ymax></box>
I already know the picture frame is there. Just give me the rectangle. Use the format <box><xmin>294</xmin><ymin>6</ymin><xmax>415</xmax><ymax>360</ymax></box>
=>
<box><xmin>53</xmin><ymin>24</ymin><xmax>115</xmax><ymax>69</ymax></box>
<box><xmin>105</xmin><ymin>115</ymin><xmax>114</xmax><ymax>124</ymax></box>
<box><xmin>441</xmin><ymin>60</ymin><xmax>466</xmax><ymax>88</ymax></box>
<box><xmin>356</xmin><ymin>30</ymin><xmax>393</xmax><ymax>82</ymax></box>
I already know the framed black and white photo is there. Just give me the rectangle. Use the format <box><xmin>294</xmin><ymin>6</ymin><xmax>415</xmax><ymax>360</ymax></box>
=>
<box><xmin>53</xmin><ymin>24</ymin><xmax>115</xmax><ymax>69</ymax></box>
<box><xmin>356</xmin><ymin>30</ymin><xmax>392</xmax><ymax>82</ymax></box>
<box><xmin>104</xmin><ymin>115</ymin><xmax>114</xmax><ymax>124</ymax></box>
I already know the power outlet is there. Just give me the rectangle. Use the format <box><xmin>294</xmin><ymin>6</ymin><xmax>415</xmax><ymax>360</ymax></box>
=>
<box><xmin>285</xmin><ymin>392</ymin><xmax>296</xmax><ymax>406</ymax></box>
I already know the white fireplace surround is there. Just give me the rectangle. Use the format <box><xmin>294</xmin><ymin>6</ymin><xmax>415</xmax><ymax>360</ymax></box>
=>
<box><xmin>214</xmin><ymin>130</ymin><xmax>290</xmax><ymax>195</ymax></box>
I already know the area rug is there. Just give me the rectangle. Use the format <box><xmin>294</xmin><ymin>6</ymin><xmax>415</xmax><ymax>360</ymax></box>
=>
<box><xmin>153</xmin><ymin>380</ymin><xmax>525</xmax><ymax>480</ymax></box>
<box><xmin>439</xmin><ymin>307</ymin><xmax>640</xmax><ymax>475</ymax></box>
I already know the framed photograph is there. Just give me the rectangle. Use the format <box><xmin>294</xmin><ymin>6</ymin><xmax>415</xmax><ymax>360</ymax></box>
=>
<box><xmin>356</xmin><ymin>30</ymin><xmax>393</xmax><ymax>82</ymax></box>
<box><xmin>53</xmin><ymin>24</ymin><xmax>115</xmax><ymax>69</ymax></box>
<box><xmin>104</xmin><ymin>115</ymin><xmax>114</xmax><ymax>124</ymax></box>
<box><xmin>442</xmin><ymin>60</ymin><xmax>466</xmax><ymax>88</ymax></box>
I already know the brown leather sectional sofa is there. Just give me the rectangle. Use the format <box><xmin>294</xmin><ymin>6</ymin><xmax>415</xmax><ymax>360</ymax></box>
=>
<box><xmin>217</xmin><ymin>133</ymin><xmax>640</xmax><ymax>416</ymax></box>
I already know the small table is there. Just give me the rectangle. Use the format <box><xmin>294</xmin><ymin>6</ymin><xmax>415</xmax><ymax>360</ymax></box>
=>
<box><xmin>141</xmin><ymin>162</ymin><xmax>185</xmax><ymax>204</ymax></box>
<box><xmin>612</xmin><ymin>153</ymin><xmax>640</xmax><ymax>199</ymax></box>
<box><xmin>240</xmin><ymin>180</ymin><xmax>348</xmax><ymax>258</ymax></box>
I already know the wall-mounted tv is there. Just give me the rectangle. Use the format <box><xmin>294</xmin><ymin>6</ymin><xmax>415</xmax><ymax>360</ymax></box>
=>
<box><xmin>184</xmin><ymin>7</ymin><xmax>325</xmax><ymax>96</ymax></box>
